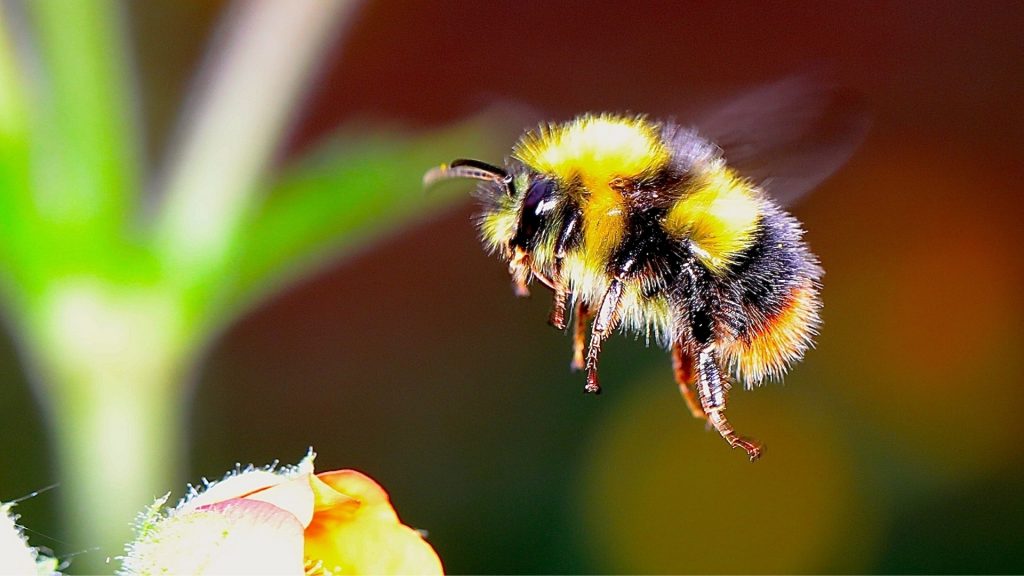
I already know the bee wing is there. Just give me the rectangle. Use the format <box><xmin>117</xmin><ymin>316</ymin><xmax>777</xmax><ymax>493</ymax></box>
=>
<box><xmin>696</xmin><ymin>76</ymin><xmax>870</xmax><ymax>207</ymax></box>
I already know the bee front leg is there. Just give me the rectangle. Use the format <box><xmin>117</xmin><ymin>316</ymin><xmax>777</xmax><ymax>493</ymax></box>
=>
<box><xmin>584</xmin><ymin>279</ymin><xmax>624</xmax><ymax>394</ymax></box>
<box><xmin>509</xmin><ymin>248</ymin><xmax>532</xmax><ymax>297</ymax></box>
<box><xmin>671</xmin><ymin>342</ymin><xmax>706</xmax><ymax>420</ymax></box>
<box><xmin>696</xmin><ymin>348</ymin><xmax>762</xmax><ymax>461</ymax></box>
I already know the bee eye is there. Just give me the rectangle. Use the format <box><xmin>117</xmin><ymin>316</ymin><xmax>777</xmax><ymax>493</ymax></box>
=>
<box><xmin>513</xmin><ymin>179</ymin><xmax>556</xmax><ymax>249</ymax></box>
<box><xmin>523</xmin><ymin>179</ymin><xmax>554</xmax><ymax>216</ymax></box>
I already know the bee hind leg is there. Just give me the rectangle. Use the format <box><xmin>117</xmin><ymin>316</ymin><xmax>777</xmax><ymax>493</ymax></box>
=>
<box><xmin>671</xmin><ymin>342</ymin><xmax>706</xmax><ymax>420</ymax></box>
<box><xmin>583</xmin><ymin>279</ymin><xmax>624</xmax><ymax>394</ymax></box>
<box><xmin>695</xmin><ymin>347</ymin><xmax>762</xmax><ymax>461</ymax></box>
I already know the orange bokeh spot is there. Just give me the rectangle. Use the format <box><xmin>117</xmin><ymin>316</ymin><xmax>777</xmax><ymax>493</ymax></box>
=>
<box><xmin>806</xmin><ymin>134</ymin><xmax>1024</xmax><ymax>483</ymax></box>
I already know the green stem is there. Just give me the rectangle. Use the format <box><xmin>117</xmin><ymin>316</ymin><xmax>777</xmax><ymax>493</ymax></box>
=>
<box><xmin>27</xmin><ymin>0</ymin><xmax>138</xmax><ymax>233</ymax></box>
<box><xmin>0</xmin><ymin>7</ymin><xmax>27</xmax><ymax>141</ymax></box>
<box><xmin>48</xmin><ymin>366</ymin><xmax>184</xmax><ymax>570</ymax></box>
<box><xmin>25</xmin><ymin>280</ymin><xmax>189</xmax><ymax>571</ymax></box>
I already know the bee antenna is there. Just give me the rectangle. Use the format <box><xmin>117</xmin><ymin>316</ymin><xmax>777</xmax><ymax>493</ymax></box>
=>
<box><xmin>423</xmin><ymin>158</ymin><xmax>512</xmax><ymax>194</ymax></box>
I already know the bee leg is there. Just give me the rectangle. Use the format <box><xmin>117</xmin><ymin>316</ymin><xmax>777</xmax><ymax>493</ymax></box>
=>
<box><xmin>548</xmin><ymin>276</ymin><xmax>570</xmax><ymax>330</ymax></box>
<box><xmin>548</xmin><ymin>208</ymin><xmax>582</xmax><ymax>330</ymax></box>
<box><xmin>509</xmin><ymin>247</ymin><xmax>532</xmax><ymax>297</ymax></box>
<box><xmin>570</xmin><ymin>300</ymin><xmax>592</xmax><ymax>371</ymax></box>
<box><xmin>584</xmin><ymin>279</ymin><xmax>624</xmax><ymax>394</ymax></box>
<box><xmin>671</xmin><ymin>342</ymin><xmax>706</xmax><ymax>420</ymax></box>
<box><xmin>696</xmin><ymin>348</ymin><xmax>762</xmax><ymax>461</ymax></box>
<box><xmin>532</xmin><ymin>266</ymin><xmax>572</xmax><ymax>331</ymax></box>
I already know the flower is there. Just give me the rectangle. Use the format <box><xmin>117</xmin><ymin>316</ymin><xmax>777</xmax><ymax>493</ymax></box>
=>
<box><xmin>1</xmin><ymin>500</ymin><xmax>60</xmax><ymax>575</ymax></box>
<box><xmin>121</xmin><ymin>452</ymin><xmax>442</xmax><ymax>575</ymax></box>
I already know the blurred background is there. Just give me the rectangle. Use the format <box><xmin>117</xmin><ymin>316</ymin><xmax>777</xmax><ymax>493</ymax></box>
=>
<box><xmin>2</xmin><ymin>1</ymin><xmax>1023</xmax><ymax>573</ymax></box>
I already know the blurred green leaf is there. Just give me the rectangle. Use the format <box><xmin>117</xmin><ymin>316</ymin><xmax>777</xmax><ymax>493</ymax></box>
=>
<box><xmin>150</xmin><ymin>1</ymin><xmax>350</xmax><ymax>304</ymax></box>
<box><xmin>211</xmin><ymin>115</ymin><xmax>514</xmax><ymax>332</ymax></box>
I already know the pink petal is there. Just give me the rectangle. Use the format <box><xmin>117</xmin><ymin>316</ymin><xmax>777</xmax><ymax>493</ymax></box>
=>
<box><xmin>125</xmin><ymin>498</ymin><xmax>305</xmax><ymax>575</ymax></box>
<box><xmin>179</xmin><ymin>470</ymin><xmax>283</xmax><ymax>514</ymax></box>
<box><xmin>242</xmin><ymin>473</ymin><xmax>316</xmax><ymax>528</ymax></box>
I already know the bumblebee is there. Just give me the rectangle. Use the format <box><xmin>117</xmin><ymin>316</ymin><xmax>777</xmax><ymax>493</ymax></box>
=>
<box><xmin>425</xmin><ymin>81</ymin><xmax>863</xmax><ymax>460</ymax></box>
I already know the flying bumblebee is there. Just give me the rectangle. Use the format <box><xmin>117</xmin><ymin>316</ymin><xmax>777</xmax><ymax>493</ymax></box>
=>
<box><xmin>425</xmin><ymin>79</ymin><xmax>866</xmax><ymax>460</ymax></box>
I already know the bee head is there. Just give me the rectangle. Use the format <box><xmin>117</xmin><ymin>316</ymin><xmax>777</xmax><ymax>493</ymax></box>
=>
<box><xmin>424</xmin><ymin>159</ymin><xmax>560</xmax><ymax>264</ymax></box>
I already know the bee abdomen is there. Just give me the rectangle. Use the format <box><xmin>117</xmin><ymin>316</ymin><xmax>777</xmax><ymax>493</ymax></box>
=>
<box><xmin>719</xmin><ymin>204</ymin><xmax>823</xmax><ymax>383</ymax></box>
<box><xmin>728</xmin><ymin>205</ymin><xmax>821</xmax><ymax>317</ymax></box>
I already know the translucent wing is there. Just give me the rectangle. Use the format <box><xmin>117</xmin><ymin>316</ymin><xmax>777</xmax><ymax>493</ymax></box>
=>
<box><xmin>696</xmin><ymin>76</ymin><xmax>870</xmax><ymax>206</ymax></box>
